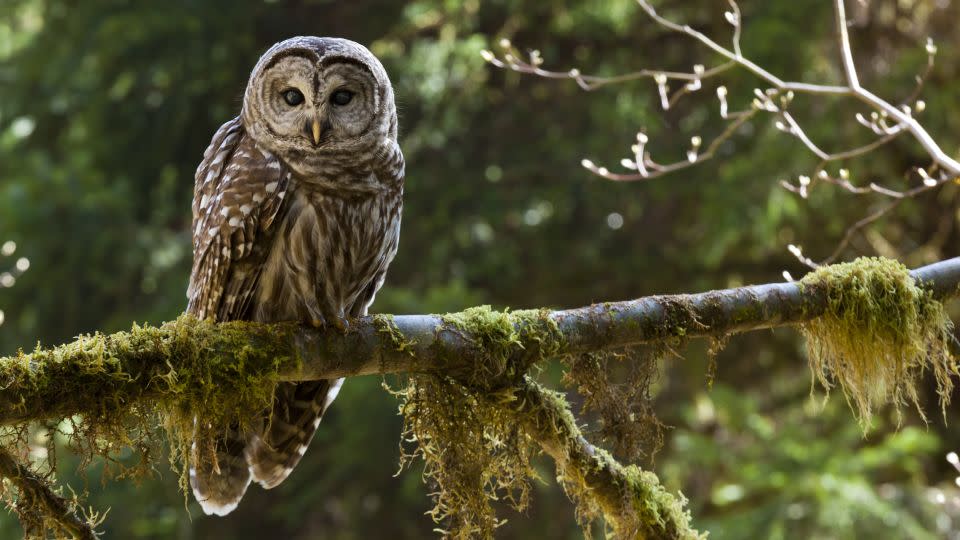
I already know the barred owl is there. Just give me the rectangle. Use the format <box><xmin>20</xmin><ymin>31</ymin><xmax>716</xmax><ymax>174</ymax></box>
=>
<box><xmin>186</xmin><ymin>37</ymin><xmax>403</xmax><ymax>516</ymax></box>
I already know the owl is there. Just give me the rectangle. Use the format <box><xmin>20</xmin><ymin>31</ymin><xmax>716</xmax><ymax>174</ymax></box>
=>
<box><xmin>185</xmin><ymin>37</ymin><xmax>404</xmax><ymax>516</ymax></box>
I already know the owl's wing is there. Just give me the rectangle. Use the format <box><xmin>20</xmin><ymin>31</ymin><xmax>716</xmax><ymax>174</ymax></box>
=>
<box><xmin>187</xmin><ymin>116</ymin><xmax>290</xmax><ymax>322</ymax></box>
<box><xmin>187</xmin><ymin>117</ymin><xmax>292</xmax><ymax>516</ymax></box>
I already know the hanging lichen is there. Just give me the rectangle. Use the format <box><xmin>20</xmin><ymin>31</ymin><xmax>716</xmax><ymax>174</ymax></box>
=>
<box><xmin>392</xmin><ymin>376</ymin><xmax>536</xmax><ymax>537</ymax></box>
<box><xmin>562</xmin><ymin>347</ymin><xmax>666</xmax><ymax>463</ymax></box>
<box><xmin>385</xmin><ymin>306</ymin><xmax>703</xmax><ymax>538</ymax></box>
<box><xmin>799</xmin><ymin>256</ymin><xmax>957</xmax><ymax>428</ymax></box>
<box><xmin>387</xmin><ymin>306</ymin><xmax>565</xmax><ymax>538</ymax></box>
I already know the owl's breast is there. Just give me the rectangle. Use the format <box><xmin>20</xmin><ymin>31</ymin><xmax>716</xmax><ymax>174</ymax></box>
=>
<box><xmin>253</xmin><ymin>181</ymin><xmax>402</xmax><ymax>323</ymax></box>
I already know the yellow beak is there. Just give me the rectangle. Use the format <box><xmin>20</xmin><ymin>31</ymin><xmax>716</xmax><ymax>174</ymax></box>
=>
<box><xmin>311</xmin><ymin>119</ymin><xmax>321</xmax><ymax>145</ymax></box>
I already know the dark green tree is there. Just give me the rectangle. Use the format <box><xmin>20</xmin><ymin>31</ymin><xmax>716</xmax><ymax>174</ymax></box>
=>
<box><xmin>2</xmin><ymin>0</ymin><xmax>959</xmax><ymax>538</ymax></box>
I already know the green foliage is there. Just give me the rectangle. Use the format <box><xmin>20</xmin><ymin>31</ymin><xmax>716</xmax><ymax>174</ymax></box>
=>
<box><xmin>2</xmin><ymin>0</ymin><xmax>959</xmax><ymax>538</ymax></box>
<box><xmin>663</xmin><ymin>383</ymin><xmax>944</xmax><ymax>540</ymax></box>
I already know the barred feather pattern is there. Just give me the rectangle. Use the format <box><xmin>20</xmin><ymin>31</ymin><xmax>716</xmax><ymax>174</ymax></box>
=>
<box><xmin>186</xmin><ymin>36</ymin><xmax>403</xmax><ymax>516</ymax></box>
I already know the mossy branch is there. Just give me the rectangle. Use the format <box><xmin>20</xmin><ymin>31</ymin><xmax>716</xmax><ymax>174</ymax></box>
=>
<box><xmin>3</xmin><ymin>257</ymin><xmax>958</xmax><ymax>425</ymax></box>
<box><xmin>0</xmin><ymin>447</ymin><xmax>97</xmax><ymax>540</ymax></box>
<box><xmin>1</xmin><ymin>256</ymin><xmax>958</xmax><ymax>539</ymax></box>
<box><xmin>511</xmin><ymin>381</ymin><xmax>700</xmax><ymax>539</ymax></box>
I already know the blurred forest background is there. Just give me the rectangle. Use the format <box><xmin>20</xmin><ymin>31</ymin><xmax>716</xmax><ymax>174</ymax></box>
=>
<box><xmin>2</xmin><ymin>0</ymin><xmax>960</xmax><ymax>538</ymax></box>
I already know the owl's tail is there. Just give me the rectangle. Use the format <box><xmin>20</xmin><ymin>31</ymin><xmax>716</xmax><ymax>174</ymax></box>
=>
<box><xmin>246</xmin><ymin>378</ymin><xmax>343</xmax><ymax>489</ymax></box>
<box><xmin>189</xmin><ymin>424</ymin><xmax>254</xmax><ymax>516</ymax></box>
<box><xmin>189</xmin><ymin>378</ymin><xmax>343</xmax><ymax>515</ymax></box>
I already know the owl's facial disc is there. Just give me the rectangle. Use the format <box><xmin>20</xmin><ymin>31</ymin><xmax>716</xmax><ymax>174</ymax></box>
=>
<box><xmin>250</xmin><ymin>54</ymin><xmax>379</xmax><ymax>155</ymax></box>
<box><xmin>252</xmin><ymin>55</ymin><xmax>318</xmax><ymax>147</ymax></box>
<box><xmin>314</xmin><ymin>59</ymin><xmax>379</xmax><ymax>143</ymax></box>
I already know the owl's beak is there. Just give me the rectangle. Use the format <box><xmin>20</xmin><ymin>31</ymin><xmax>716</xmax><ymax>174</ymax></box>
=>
<box><xmin>311</xmin><ymin>119</ymin><xmax>322</xmax><ymax>146</ymax></box>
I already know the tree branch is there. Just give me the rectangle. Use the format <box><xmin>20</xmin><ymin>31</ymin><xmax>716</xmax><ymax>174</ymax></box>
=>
<box><xmin>0</xmin><ymin>447</ymin><xmax>97</xmax><ymax>540</ymax></box>
<box><xmin>3</xmin><ymin>257</ymin><xmax>958</xmax><ymax>426</ymax></box>
<box><xmin>2</xmin><ymin>257</ymin><xmax>958</xmax><ymax>539</ymax></box>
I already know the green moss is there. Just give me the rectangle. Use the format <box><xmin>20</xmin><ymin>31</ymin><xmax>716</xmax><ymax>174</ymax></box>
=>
<box><xmin>154</xmin><ymin>316</ymin><xmax>299</xmax><ymax>495</ymax></box>
<box><xmin>437</xmin><ymin>306</ymin><xmax>564</xmax><ymax>390</ymax></box>
<box><xmin>521</xmin><ymin>381</ymin><xmax>702</xmax><ymax>539</ymax></box>
<box><xmin>622</xmin><ymin>464</ymin><xmax>699</xmax><ymax>539</ymax></box>
<box><xmin>373</xmin><ymin>314</ymin><xmax>417</xmax><ymax>356</ymax></box>
<box><xmin>393</xmin><ymin>375</ymin><xmax>536</xmax><ymax>538</ymax></box>
<box><xmin>0</xmin><ymin>313</ymin><xmax>299</xmax><ymax>524</ymax></box>
<box><xmin>392</xmin><ymin>306</ymin><xmax>701</xmax><ymax>537</ymax></box>
<box><xmin>5</xmin><ymin>305</ymin><xmax>701</xmax><ymax>538</ymax></box>
<box><xmin>392</xmin><ymin>307</ymin><xmax>565</xmax><ymax>537</ymax></box>
<box><xmin>800</xmin><ymin>257</ymin><xmax>957</xmax><ymax>428</ymax></box>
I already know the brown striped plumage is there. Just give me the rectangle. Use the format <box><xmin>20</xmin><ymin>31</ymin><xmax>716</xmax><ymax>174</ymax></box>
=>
<box><xmin>186</xmin><ymin>37</ymin><xmax>403</xmax><ymax>516</ymax></box>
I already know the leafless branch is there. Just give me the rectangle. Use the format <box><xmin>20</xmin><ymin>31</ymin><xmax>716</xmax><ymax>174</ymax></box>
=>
<box><xmin>483</xmin><ymin>0</ymin><xmax>959</xmax><ymax>266</ymax></box>
<box><xmin>817</xmin><ymin>172</ymin><xmax>957</xmax><ymax>265</ymax></box>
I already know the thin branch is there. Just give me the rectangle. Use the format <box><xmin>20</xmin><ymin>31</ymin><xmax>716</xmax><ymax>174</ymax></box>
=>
<box><xmin>833</xmin><ymin>0</ymin><xmax>861</xmax><ymax>89</ymax></box>
<box><xmin>818</xmin><ymin>174</ymin><xmax>957</xmax><ymax>265</ymax></box>
<box><xmin>582</xmin><ymin>91</ymin><xmax>757</xmax><ymax>182</ymax></box>
<box><xmin>482</xmin><ymin>46</ymin><xmax>735</xmax><ymax>92</ymax></box>
<box><xmin>632</xmin><ymin>0</ymin><xmax>960</xmax><ymax>175</ymax></box>
<box><xmin>487</xmin><ymin>1</ymin><xmax>960</xmax><ymax>181</ymax></box>
<box><xmin>780</xmin><ymin>111</ymin><xmax>831</xmax><ymax>161</ymax></box>
<box><xmin>727</xmin><ymin>0</ymin><xmax>743</xmax><ymax>58</ymax></box>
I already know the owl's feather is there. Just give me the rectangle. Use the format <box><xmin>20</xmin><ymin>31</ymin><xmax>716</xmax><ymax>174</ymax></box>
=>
<box><xmin>187</xmin><ymin>116</ymin><xmax>290</xmax><ymax>322</ymax></box>
<box><xmin>186</xmin><ymin>117</ymin><xmax>293</xmax><ymax>515</ymax></box>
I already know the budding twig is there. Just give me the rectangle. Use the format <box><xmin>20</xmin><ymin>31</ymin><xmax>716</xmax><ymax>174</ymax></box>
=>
<box><xmin>483</xmin><ymin>0</ymin><xmax>960</xmax><ymax>267</ymax></box>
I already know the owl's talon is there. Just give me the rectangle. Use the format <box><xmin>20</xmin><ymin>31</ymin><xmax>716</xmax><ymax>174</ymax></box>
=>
<box><xmin>309</xmin><ymin>318</ymin><xmax>325</xmax><ymax>329</ymax></box>
<box><xmin>331</xmin><ymin>316</ymin><xmax>350</xmax><ymax>333</ymax></box>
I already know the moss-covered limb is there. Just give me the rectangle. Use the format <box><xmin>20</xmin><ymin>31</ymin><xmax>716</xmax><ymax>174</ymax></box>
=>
<box><xmin>0</xmin><ymin>447</ymin><xmax>97</xmax><ymax>540</ymax></box>
<box><xmin>3</xmin><ymin>257</ymin><xmax>960</xmax><ymax>426</ymax></box>
<box><xmin>0</xmin><ymin>316</ymin><xmax>304</xmax><ymax>425</ymax></box>
<box><xmin>0</xmin><ymin>257</ymin><xmax>956</xmax><ymax>537</ymax></box>
<box><xmin>298</xmin><ymin>256</ymin><xmax>960</xmax><ymax>381</ymax></box>
<box><xmin>510</xmin><ymin>380</ymin><xmax>702</xmax><ymax>540</ymax></box>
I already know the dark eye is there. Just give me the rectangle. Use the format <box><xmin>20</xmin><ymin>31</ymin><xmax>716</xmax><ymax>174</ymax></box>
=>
<box><xmin>283</xmin><ymin>89</ymin><xmax>304</xmax><ymax>106</ymax></box>
<box><xmin>330</xmin><ymin>89</ymin><xmax>353</xmax><ymax>106</ymax></box>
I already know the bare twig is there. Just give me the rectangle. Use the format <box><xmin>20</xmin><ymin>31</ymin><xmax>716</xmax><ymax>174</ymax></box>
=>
<box><xmin>629</xmin><ymin>0</ymin><xmax>960</xmax><ymax>174</ymax></box>
<box><xmin>484</xmin><ymin>1</ymin><xmax>958</xmax><ymax>185</ymax></box>
<box><xmin>484</xmin><ymin>0</ymin><xmax>960</xmax><ymax>267</ymax></box>
<box><xmin>818</xmin><ymin>173</ymin><xmax>957</xmax><ymax>265</ymax></box>
<box><xmin>833</xmin><ymin>0</ymin><xmax>861</xmax><ymax>89</ymax></box>
<box><xmin>481</xmin><ymin>42</ymin><xmax>735</xmax><ymax>92</ymax></box>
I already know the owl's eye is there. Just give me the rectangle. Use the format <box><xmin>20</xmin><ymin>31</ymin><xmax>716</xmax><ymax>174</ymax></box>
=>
<box><xmin>282</xmin><ymin>89</ymin><xmax>304</xmax><ymax>106</ymax></box>
<box><xmin>330</xmin><ymin>89</ymin><xmax>354</xmax><ymax>106</ymax></box>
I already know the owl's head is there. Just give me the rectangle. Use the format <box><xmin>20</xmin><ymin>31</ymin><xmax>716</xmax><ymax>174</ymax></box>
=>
<box><xmin>241</xmin><ymin>37</ymin><xmax>397</xmax><ymax>175</ymax></box>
